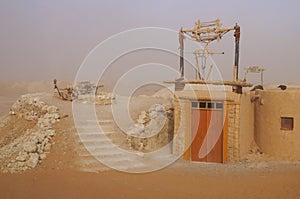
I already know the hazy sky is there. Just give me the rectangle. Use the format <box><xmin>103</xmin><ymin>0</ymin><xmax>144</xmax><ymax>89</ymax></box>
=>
<box><xmin>0</xmin><ymin>0</ymin><xmax>299</xmax><ymax>84</ymax></box>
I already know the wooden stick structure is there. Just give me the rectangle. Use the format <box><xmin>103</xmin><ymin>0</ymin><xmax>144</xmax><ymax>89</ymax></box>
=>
<box><xmin>164</xmin><ymin>79</ymin><xmax>253</xmax><ymax>87</ymax></box>
<box><xmin>176</xmin><ymin>19</ymin><xmax>245</xmax><ymax>93</ymax></box>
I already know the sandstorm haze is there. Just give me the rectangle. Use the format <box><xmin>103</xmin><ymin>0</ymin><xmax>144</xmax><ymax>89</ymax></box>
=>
<box><xmin>0</xmin><ymin>0</ymin><xmax>299</xmax><ymax>84</ymax></box>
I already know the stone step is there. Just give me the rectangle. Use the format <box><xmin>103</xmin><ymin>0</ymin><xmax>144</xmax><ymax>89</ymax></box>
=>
<box><xmin>81</xmin><ymin>155</ymin><xmax>133</xmax><ymax>163</ymax></box>
<box><xmin>76</xmin><ymin>124</ymin><xmax>110</xmax><ymax>128</ymax></box>
<box><xmin>98</xmin><ymin>119</ymin><xmax>114</xmax><ymax>124</ymax></box>
<box><xmin>77</xmin><ymin>134</ymin><xmax>111</xmax><ymax>144</ymax></box>
<box><xmin>77</xmin><ymin>159</ymin><xmax>109</xmax><ymax>172</ymax></box>
<box><xmin>79</xmin><ymin>149</ymin><xmax>126</xmax><ymax>157</ymax></box>
<box><xmin>79</xmin><ymin>157</ymin><xmax>146</xmax><ymax>171</ymax></box>
<box><xmin>76</xmin><ymin>125</ymin><xmax>115</xmax><ymax>132</ymax></box>
<box><xmin>75</xmin><ymin>122</ymin><xmax>115</xmax><ymax>132</ymax></box>
<box><xmin>78</xmin><ymin>136</ymin><xmax>117</xmax><ymax>148</ymax></box>
<box><xmin>78</xmin><ymin>159</ymin><xmax>147</xmax><ymax>173</ymax></box>
<box><xmin>78</xmin><ymin>136</ymin><xmax>112</xmax><ymax>144</ymax></box>
<box><xmin>78</xmin><ymin>131</ymin><xmax>115</xmax><ymax>137</ymax></box>
<box><xmin>77</xmin><ymin>137</ymin><xmax>124</xmax><ymax>146</ymax></box>
<box><xmin>81</xmin><ymin>145</ymin><xmax>120</xmax><ymax>154</ymax></box>
<box><xmin>77</xmin><ymin>119</ymin><xmax>113</xmax><ymax>123</ymax></box>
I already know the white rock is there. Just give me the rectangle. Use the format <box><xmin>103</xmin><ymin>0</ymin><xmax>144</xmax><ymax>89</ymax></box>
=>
<box><xmin>26</xmin><ymin>153</ymin><xmax>39</xmax><ymax>168</ymax></box>
<box><xmin>42</xmin><ymin>137</ymin><xmax>49</xmax><ymax>145</ymax></box>
<box><xmin>39</xmin><ymin>153</ymin><xmax>47</xmax><ymax>160</ymax></box>
<box><xmin>16</xmin><ymin>152</ymin><xmax>29</xmax><ymax>162</ymax></box>
<box><xmin>8</xmin><ymin>110</ymin><xmax>16</xmax><ymax>115</ymax></box>
<box><xmin>17</xmin><ymin>161</ymin><xmax>26</xmax><ymax>168</ymax></box>
<box><xmin>54</xmin><ymin>113</ymin><xmax>60</xmax><ymax>120</ymax></box>
<box><xmin>23</xmin><ymin>142</ymin><xmax>37</xmax><ymax>153</ymax></box>
<box><xmin>44</xmin><ymin>143</ymin><xmax>51</xmax><ymax>151</ymax></box>
<box><xmin>41</xmin><ymin>105</ymin><xmax>48</xmax><ymax>114</ymax></box>
<box><xmin>26</xmin><ymin>115</ymin><xmax>38</xmax><ymax>121</ymax></box>
<box><xmin>37</xmin><ymin>144</ymin><xmax>43</xmax><ymax>154</ymax></box>
<box><xmin>47</xmin><ymin>106</ymin><xmax>59</xmax><ymax>114</ymax></box>
<box><xmin>137</xmin><ymin>111</ymin><xmax>148</xmax><ymax>124</ymax></box>
<box><xmin>37</xmin><ymin>134</ymin><xmax>46</xmax><ymax>143</ymax></box>
<box><xmin>33</xmin><ymin>97</ymin><xmax>40</xmax><ymax>103</ymax></box>
<box><xmin>46</xmin><ymin>130</ymin><xmax>55</xmax><ymax>137</ymax></box>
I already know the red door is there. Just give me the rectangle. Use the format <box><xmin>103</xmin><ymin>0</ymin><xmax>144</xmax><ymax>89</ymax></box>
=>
<box><xmin>191</xmin><ymin>102</ymin><xmax>223</xmax><ymax>163</ymax></box>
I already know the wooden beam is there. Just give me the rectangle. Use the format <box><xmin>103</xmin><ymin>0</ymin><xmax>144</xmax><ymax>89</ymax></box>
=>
<box><xmin>164</xmin><ymin>80</ymin><xmax>253</xmax><ymax>87</ymax></box>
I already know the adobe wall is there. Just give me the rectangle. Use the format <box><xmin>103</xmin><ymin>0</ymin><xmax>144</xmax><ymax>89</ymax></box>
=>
<box><xmin>238</xmin><ymin>92</ymin><xmax>255</xmax><ymax>158</ymax></box>
<box><xmin>227</xmin><ymin>102</ymin><xmax>240</xmax><ymax>162</ymax></box>
<box><xmin>173</xmin><ymin>97</ymin><xmax>190</xmax><ymax>156</ymax></box>
<box><xmin>255</xmin><ymin>89</ymin><xmax>300</xmax><ymax>158</ymax></box>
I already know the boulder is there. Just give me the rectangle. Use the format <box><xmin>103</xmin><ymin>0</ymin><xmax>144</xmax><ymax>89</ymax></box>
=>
<box><xmin>23</xmin><ymin>142</ymin><xmax>37</xmax><ymax>153</ymax></box>
<box><xmin>47</xmin><ymin>106</ymin><xmax>59</xmax><ymax>114</ymax></box>
<box><xmin>26</xmin><ymin>153</ymin><xmax>39</xmax><ymax>168</ymax></box>
<box><xmin>44</xmin><ymin>143</ymin><xmax>51</xmax><ymax>151</ymax></box>
<box><xmin>16</xmin><ymin>151</ymin><xmax>29</xmax><ymax>162</ymax></box>
<box><xmin>39</xmin><ymin>153</ymin><xmax>47</xmax><ymax>160</ymax></box>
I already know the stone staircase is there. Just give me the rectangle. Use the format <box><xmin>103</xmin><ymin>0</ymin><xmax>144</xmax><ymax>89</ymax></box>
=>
<box><xmin>73</xmin><ymin>102</ymin><xmax>176</xmax><ymax>173</ymax></box>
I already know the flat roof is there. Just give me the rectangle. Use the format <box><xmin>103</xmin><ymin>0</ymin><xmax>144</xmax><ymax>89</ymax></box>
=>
<box><xmin>175</xmin><ymin>90</ymin><xmax>239</xmax><ymax>101</ymax></box>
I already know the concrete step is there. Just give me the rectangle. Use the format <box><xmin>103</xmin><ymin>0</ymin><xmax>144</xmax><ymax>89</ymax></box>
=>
<box><xmin>78</xmin><ymin>128</ymin><xmax>114</xmax><ymax>132</ymax></box>
<box><xmin>79</xmin><ymin>156</ymin><xmax>146</xmax><ymax>171</ymax></box>
<box><xmin>74</xmin><ymin>117</ymin><xmax>151</xmax><ymax>172</ymax></box>
<box><xmin>81</xmin><ymin>155</ymin><xmax>133</xmax><ymax>163</ymax></box>
<box><xmin>78</xmin><ymin>143</ymin><xmax>116</xmax><ymax>150</ymax></box>
<box><xmin>78</xmin><ymin>137</ymin><xmax>112</xmax><ymax>145</ymax></box>
<box><xmin>79</xmin><ymin>149</ymin><xmax>126</xmax><ymax>157</ymax></box>
<box><xmin>81</xmin><ymin>146</ymin><xmax>120</xmax><ymax>155</ymax></box>
<box><xmin>76</xmin><ymin>124</ymin><xmax>114</xmax><ymax>130</ymax></box>
<box><xmin>78</xmin><ymin>131</ymin><xmax>115</xmax><ymax>137</ymax></box>
<box><xmin>75</xmin><ymin>120</ymin><xmax>113</xmax><ymax>127</ymax></box>
<box><xmin>77</xmin><ymin>137</ymin><xmax>124</xmax><ymax>146</ymax></box>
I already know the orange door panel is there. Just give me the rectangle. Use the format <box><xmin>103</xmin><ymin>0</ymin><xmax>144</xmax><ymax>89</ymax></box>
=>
<box><xmin>191</xmin><ymin>103</ymin><xmax>223</xmax><ymax>163</ymax></box>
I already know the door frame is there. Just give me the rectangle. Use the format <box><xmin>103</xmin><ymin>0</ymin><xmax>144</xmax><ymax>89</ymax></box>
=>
<box><xmin>185</xmin><ymin>100</ymin><xmax>228</xmax><ymax>163</ymax></box>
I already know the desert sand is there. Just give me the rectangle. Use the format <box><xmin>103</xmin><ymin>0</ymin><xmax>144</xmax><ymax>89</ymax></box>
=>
<box><xmin>0</xmin><ymin>82</ymin><xmax>300</xmax><ymax>199</ymax></box>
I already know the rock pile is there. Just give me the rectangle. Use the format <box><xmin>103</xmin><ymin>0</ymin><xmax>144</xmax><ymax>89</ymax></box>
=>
<box><xmin>94</xmin><ymin>92</ymin><xmax>115</xmax><ymax>105</ymax></box>
<box><xmin>126</xmin><ymin>104</ymin><xmax>174</xmax><ymax>152</ymax></box>
<box><xmin>76</xmin><ymin>92</ymin><xmax>115</xmax><ymax>105</ymax></box>
<box><xmin>0</xmin><ymin>94</ymin><xmax>64</xmax><ymax>173</ymax></box>
<box><xmin>74</xmin><ymin>81</ymin><xmax>96</xmax><ymax>95</ymax></box>
<box><xmin>10</xmin><ymin>95</ymin><xmax>48</xmax><ymax>121</ymax></box>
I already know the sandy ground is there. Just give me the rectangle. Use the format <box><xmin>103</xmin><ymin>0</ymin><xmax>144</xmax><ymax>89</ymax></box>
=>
<box><xmin>1</xmin><ymin>166</ymin><xmax>300</xmax><ymax>199</ymax></box>
<box><xmin>0</xmin><ymin>82</ymin><xmax>300</xmax><ymax>199</ymax></box>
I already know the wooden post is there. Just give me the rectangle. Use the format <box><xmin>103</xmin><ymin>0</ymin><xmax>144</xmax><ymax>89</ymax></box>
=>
<box><xmin>232</xmin><ymin>24</ymin><xmax>242</xmax><ymax>94</ymax></box>
<box><xmin>234</xmin><ymin>24</ymin><xmax>240</xmax><ymax>81</ymax></box>
<box><xmin>179</xmin><ymin>28</ymin><xmax>184</xmax><ymax>78</ymax></box>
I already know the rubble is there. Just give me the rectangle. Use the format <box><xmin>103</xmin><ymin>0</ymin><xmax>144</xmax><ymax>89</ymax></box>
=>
<box><xmin>23</xmin><ymin>142</ymin><xmax>37</xmax><ymax>153</ymax></box>
<box><xmin>74</xmin><ymin>81</ymin><xmax>96</xmax><ymax>95</ymax></box>
<box><xmin>95</xmin><ymin>92</ymin><xmax>115</xmax><ymax>105</ymax></box>
<box><xmin>75</xmin><ymin>92</ymin><xmax>115</xmax><ymax>105</ymax></box>
<box><xmin>127</xmin><ymin>104</ymin><xmax>174</xmax><ymax>152</ymax></box>
<box><xmin>53</xmin><ymin>80</ymin><xmax>115</xmax><ymax>105</ymax></box>
<box><xmin>0</xmin><ymin>94</ymin><xmax>63</xmax><ymax>173</ymax></box>
<box><xmin>26</xmin><ymin>153</ymin><xmax>39</xmax><ymax>168</ymax></box>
